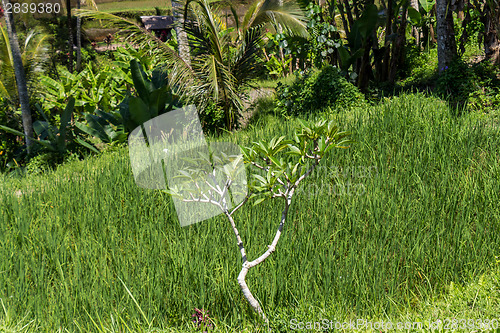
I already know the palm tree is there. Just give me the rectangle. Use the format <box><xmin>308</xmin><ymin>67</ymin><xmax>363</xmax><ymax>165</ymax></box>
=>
<box><xmin>172</xmin><ymin>0</ymin><xmax>191</xmax><ymax>67</ymax></box>
<box><xmin>182</xmin><ymin>0</ymin><xmax>307</xmax><ymax>130</ymax></box>
<box><xmin>0</xmin><ymin>26</ymin><xmax>49</xmax><ymax>102</ymax></box>
<box><xmin>436</xmin><ymin>0</ymin><xmax>457</xmax><ymax>71</ymax></box>
<box><xmin>0</xmin><ymin>0</ymin><xmax>34</xmax><ymax>153</ymax></box>
<box><xmin>66</xmin><ymin>0</ymin><xmax>74</xmax><ymax>72</ymax></box>
<box><xmin>78</xmin><ymin>0</ymin><xmax>307</xmax><ymax>131</ymax></box>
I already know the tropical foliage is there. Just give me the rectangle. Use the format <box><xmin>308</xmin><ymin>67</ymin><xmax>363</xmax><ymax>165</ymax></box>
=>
<box><xmin>0</xmin><ymin>25</ymin><xmax>48</xmax><ymax>106</ymax></box>
<box><xmin>275</xmin><ymin>65</ymin><xmax>366</xmax><ymax>116</ymax></box>
<box><xmin>0</xmin><ymin>0</ymin><xmax>500</xmax><ymax>330</ymax></box>
<box><xmin>78</xmin><ymin>0</ymin><xmax>308</xmax><ymax>131</ymax></box>
<box><xmin>0</xmin><ymin>0</ymin><xmax>499</xmax><ymax>168</ymax></box>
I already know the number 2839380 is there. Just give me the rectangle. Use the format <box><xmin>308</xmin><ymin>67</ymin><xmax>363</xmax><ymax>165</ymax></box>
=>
<box><xmin>3</xmin><ymin>2</ymin><xmax>61</xmax><ymax>14</ymax></box>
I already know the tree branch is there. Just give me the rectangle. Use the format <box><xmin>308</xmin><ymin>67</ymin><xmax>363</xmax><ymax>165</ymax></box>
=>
<box><xmin>229</xmin><ymin>193</ymin><xmax>251</xmax><ymax>216</ymax></box>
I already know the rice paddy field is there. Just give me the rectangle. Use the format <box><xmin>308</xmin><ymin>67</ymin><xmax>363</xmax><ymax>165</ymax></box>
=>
<box><xmin>85</xmin><ymin>0</ymin><xmax>250</xmax><ymax>14</ymax></box>
<box><xmin>91</xmin><ymin>0</ymin><xmax>171</xmax><ymax>13</ymax></box>
<box><xmin>0</xmin><ymin>94</ymin><xmax>499</xmax><ymax>332</ymax></box>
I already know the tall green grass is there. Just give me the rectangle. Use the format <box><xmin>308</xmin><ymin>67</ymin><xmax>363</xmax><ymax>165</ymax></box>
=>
<box><xmin>0</xmin><ymin>94</ymin><xmax>499</xmax><ymax>331</ymax></box>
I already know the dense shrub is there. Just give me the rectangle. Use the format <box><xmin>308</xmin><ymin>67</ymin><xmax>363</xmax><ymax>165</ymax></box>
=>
<box><xmin>436</xmin><ymin>59</ymin><xmax>500</xmax><ymax>114</ymax></box>
<box><xmin>466</xmin><ymin>61</ymin><xmax>500</xmax><ymax>113</ymax></box>
<box><xmin>401</xmin><ymin>45</ymin><xmax>500</xmax><ymax>115</ymax></box>
<box><xmin>435</xmin><ymin>59</ymin><xmax>475</xmax><ymax>110</ymax></box>
<box><xmin>198</xmin><ymin>100</ymin><xmax>226</xmax><ymax>133</ymax></box>
<box><xmin>275</xmin><ymin>65</ymin><xmax>365</xmax><ymax>116</ymax></box>
<box><xmin>24</xmin><ymin>152</ymin><xmax>61</xmax><ymax>175</ymax></box>
<box><xmin>401</xmin><ymin>46</ymin><xmax>438</xmax><ymax>87</ymax></box>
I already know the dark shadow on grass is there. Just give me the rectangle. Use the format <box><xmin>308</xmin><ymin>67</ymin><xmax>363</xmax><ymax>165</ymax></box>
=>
<box><xmin>367</xmin><ymin>58</ymin><xmax>500</xmax><ymax>118</ymax></box>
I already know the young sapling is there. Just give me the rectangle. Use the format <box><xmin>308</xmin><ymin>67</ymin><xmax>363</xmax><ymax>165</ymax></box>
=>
<box><xmin>165</xmin><ymin>119</ymin><xmax>352</xmax><ymax>324</ymax></box>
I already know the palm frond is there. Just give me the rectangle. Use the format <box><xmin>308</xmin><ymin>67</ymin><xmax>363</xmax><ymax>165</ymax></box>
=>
<box><xmin>0</xmin><ymin>25</ymin><xmax>13</xmax><ymax>66</ymax></box>
<box><xmin>229</xmin><ymin>4</ymin><xmax>240</xmax><ymax>33</ymax></box>
<box><xmin>183</xmin><ymin>10</ymin><xmax>215</xmax><ymax>56</ymax></box>
<box><xmin>23</xmin><ymin>29</ymin><xmax>49</xmax><ymax>75</ymax></box>
<box><xmin>250</xmin><ymin>0</ymin><xmax>308</xmax><ymax>38</ymax></box>
<box><xmin>0</xmin><ymin>63</ymin><xmax>16</xmax><ymax>101</ymax></box>
<box><xmin>242</xmin><ymin>0</ymin><xmax>264</xmax><ymax>34</ymax></box>
<box><xmin>0</xmin><ymin>76</ymin><xmax>12</xmax><ymax>101</ymax></box>
<box><xmin>185</xmin><ymin>0</ymin><xmax>229</xmax><ymax>63</ymax></box>
<box><xmin>232</xmin><ymin>26</ymin><xmax>265</xmax><ymax>87</ymax></box>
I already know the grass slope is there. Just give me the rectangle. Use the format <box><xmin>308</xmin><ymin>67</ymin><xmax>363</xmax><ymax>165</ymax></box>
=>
<box><xmin>0</xmin><ymin>94</ymin><xmax>499</xmax><ymax>332</ymax></box>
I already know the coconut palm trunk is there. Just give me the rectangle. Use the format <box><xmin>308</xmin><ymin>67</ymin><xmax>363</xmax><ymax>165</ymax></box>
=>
<box><xmin>66</xmin><ymin>0</ymin><xmax>74</xmax><ymax>73</ymax></box>
<box><xmin>76</xmin><ymin>0</ymin><xmax>82</xmax><ymax>71</ymax></box>
<box><xmin>436</xmin><ymin>0</ymin><xmax>457</xmax><ymax>71</ymax></box>
<box><xmin>172</xmin><ymin>0</ymin><xmax>191</xmax><ymax>67</ymax></box>
<box><xmin>1</xmin><ymin>0</ymin><xmax>33</xmax><ymax>154</ymax></box>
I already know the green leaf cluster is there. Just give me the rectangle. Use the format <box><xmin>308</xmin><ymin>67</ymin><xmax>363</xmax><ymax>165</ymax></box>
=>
<box><xmin>39</xmin><ymin>62</ymin><xmax>128</xmax><ymax>114</ymax></box>
<box><xmin>118</xmin><ymin>59</ymin><xmax>182</xmax><ymax>133</ymax></box>
<box><xmin>76</xmin><ymin>59</ymin><xmax>183</xmax><ymax>144</ymax></box>
<box><xmin>275</xmin><ymin>65</ymin><xmax>366</xmax><ymax>117</ymax></box>
<box><xmin>240</xmin><ymin>119</ymin><xmax>352</xmax><ymax>205</ymax></box>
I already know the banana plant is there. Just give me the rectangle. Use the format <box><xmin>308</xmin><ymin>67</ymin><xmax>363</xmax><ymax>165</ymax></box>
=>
<box><xmin>113</xmin><ymin>42</ymin><xmax>168</xmax><ymax>75</ymax></box>
<box><xmin>39</xmin><ymin>70</ymin><xmax>84</xmax><ymax>110</ymax></box>
<box><xmin>75</xmin><ymin>109</ymin><xmax>127</xmax><ymax>144</ymax></box>
<box><xmin>338</xmin><ymin>4</ymin><xmax>379</xmax><ymax>74</ymax></box>
<box><xmin>78</xmin><ymin>63</ymin><xmax>128</xmax><ymax>112</ymax></box>
<box><xmin>407</xmin><ymin>0</ymin><xmax>436</xmax><ymax>49</ymax></box>
<box><xmin>265</xmin><ymin>54</ymin><xmax>293</xmax><ymax>77</ymax></box>
<box><xmin>119</xmin><ymin>59</ymin><xmax>181</xmax><ymax>133</ymax></box>
<box><xmin>0</xmin><ymin>97</ymin><xmax>98</xmax><ymax>154</ymax></box>
<box><xmin>40</xmin><ymin>63</ymin><xmax>129</xmax><ymax>113</ymax></box>
<box><xmin>76</xmin><ymin>59</ymin><xmax>182</xmax><ymax>144</ymax></box>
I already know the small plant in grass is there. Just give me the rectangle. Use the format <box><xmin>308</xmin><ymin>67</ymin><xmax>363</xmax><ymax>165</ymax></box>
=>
<box><xmin>165</xmin><ymin>119</ymin><xmax>352</xmax><ymax>323</ymax></box>
<box><xmin>192</xmin><ymin>308</ymin><xmax>213</xmax><ymax>332</ymax></box>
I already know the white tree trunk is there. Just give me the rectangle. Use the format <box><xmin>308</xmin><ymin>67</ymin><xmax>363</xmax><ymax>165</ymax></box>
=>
<box><xmin>226</xmin><ymin>197</ymin><xmax>292</xmax><ymax>324</ymax></box>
